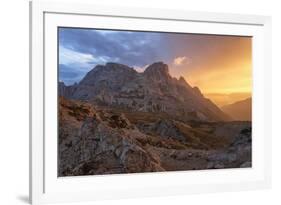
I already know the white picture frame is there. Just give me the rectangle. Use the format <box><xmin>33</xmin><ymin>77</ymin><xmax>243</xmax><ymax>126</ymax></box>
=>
<box><xmin>30</xmin><ymin>1</ymin><xmax>272</xmax><ymax>204</ymax></box>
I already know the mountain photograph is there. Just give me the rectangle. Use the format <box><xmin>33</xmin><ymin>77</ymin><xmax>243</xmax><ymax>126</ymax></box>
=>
<box><xmin>58</xmin><ymin>28</ymin><xmax>252</xmax><ymax>176</ymax></box>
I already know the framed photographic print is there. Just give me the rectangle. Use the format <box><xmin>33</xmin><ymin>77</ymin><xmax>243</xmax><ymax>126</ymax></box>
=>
<box><xmin>30</xmin><ymin>1</ymin><xmax>272</xmax><ymax>204</ymax></box>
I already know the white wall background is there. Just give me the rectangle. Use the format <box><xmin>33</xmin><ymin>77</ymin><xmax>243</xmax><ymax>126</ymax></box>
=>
<box><xmin>0</xmin><ymin>0</ymin><xmax>279</xmax><ymax>204</ymax></box>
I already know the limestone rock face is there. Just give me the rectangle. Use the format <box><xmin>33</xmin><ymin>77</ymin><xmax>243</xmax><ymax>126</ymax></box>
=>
<box><xmin>60</xmin><ymin>62</ymin><xmax>230</xmax><ymax>121</ymax></box>
<box><xmin>80</xmin><ymin>63</ymin><xmax>137</xmax><ymax>88</ymax></box>
<box><xmin>143</xmin><ymin>62</ymin><xmax>170</xmax><ymax>82</ymax></box>
<box><xmin>58</xmin><ymin>97</ymin><xmax>164</xmax><ymax>176</ymax></box>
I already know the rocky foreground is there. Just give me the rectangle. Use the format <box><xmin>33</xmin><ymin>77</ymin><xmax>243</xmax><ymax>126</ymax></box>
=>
<box><xmin>58</xmin><ymin>97</ymin><xmax>251</xmax><ymax>176</ymax></box>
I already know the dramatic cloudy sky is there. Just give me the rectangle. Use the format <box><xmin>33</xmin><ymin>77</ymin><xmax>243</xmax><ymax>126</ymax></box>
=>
<box><xmin>59</xmin><ymin>27</ymin><xmax>252</xmax><ymax>106</ymax></box>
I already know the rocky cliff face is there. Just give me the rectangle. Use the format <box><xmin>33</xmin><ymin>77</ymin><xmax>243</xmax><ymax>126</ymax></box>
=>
<box><xmin>59</xmin><ymin>62</ymin><xmax>230</xmax><ymax>122</ymax></box>
<box><xmin>59</xmin><ymin>97</ymin><xmax>251</xmax><ymax>176</ymax></box>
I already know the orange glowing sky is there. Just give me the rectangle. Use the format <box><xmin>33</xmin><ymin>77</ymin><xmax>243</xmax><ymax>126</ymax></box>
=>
<box><xmin>168</xmin><ymin>35</ymin><xmax>252</xmax><ymax>107</ymax></box>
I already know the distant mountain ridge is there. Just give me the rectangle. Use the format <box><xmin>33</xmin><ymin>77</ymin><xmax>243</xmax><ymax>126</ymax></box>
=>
<box><xmin>59</xmin><ymin>62</ymin><xmax>231</xmax><ymax>122</ymax></box>
<box><xmin>221</xmin><ymin>98</ymin><xmax>252</xmax><ymax>121</ymax></box>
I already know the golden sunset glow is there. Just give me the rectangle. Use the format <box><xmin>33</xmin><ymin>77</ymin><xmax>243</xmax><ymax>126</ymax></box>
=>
<box><xmin>169</xmin><ymin>36</ymin><xmax>252</xmax><ymax>106</ymax></box>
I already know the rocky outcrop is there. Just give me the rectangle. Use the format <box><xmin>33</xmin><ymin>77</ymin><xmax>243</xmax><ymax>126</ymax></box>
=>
<box><xmin>59</xmin><ymin>97</ymin><xmax>251</xmax><ymax>176</ymax></box>
<box><xmin>206</xmin><ymin>127</ymin><xmax>252</xmax><ymax>169</ymax></box>
<box><xmin>143</xmin><ymin>62</ymin><xmax>171</xmax><ymax>82</ymax></box>
<box><xmin>59</xmin><ymin>62</ymin><xmax>231</xmax><ymax>122</ymax></box>
<box><xmin>58</xmin><ymin>97</ymin><xmax>164</xmax><ymax>176</ymax></box>
<box><xmin>80</xmin><ymin>63</ymin><xmax>137</xmax><ymax>88</ymax></box>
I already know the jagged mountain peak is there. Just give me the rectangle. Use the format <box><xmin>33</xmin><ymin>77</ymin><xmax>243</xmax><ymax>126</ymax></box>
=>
<box><xmin>79</xmin><ymin>62</ymin><xmax>137</xmax><ymax>86</ymax></box>
<box><xmin>88</xmin><ymin>62</ymin><xmax>135</xmax><ymax>74</ymax></box>
<box><xmin>144</xmin><ymin>62</ymin><xmax>170</xmax><ymax>81</ymax></box>
<box><xmin>179</xmin><ymin>76</ymin><xmax>186</xmax><ymax>82</ymax></box>
<box><xmin>144</xmin><ymin>62</ymin><xmax>169</xmax><ymax>74</ymax></box>
<box><xmin>104</xmin><ymin>62</ymin><xmax>134</xmax><ymax>71</ymax></box>
<box><xmin>60</xmin><ymin>62</ymin><xmax>230</xmax><ymax>121</ymax></box>
<box><xmin>178</xmin><ymin>76</ymin><xmax>192</xmax><ymax>88</ymax></box>
<box><xmin>193</xmin><ymin>86</ymin><xmax>204</xmax><ymax>97</ymax></box>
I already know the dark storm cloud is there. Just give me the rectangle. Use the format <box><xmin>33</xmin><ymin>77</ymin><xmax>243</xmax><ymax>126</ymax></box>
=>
<box><xmin>59</xmin><ymin>28</ymin><xmax>167</xmax><ymax>68</ymax></box>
